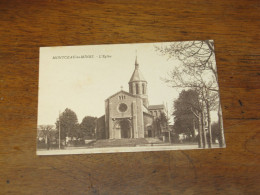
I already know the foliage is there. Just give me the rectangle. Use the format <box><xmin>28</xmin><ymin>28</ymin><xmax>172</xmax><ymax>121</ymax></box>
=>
<box><xmin>80</xmin><ymin>116</ymin><xmax>97</xmax><ymax>139</ymax></box>
<box><xmin>173</xmin><ymin>90</ymin><xmax>199</xmax><ymax>138</ymax></box>
<box><xmin>158</xmin><ymin>112</ymin><xmax>168</xmax><ymax>128</ymax></box>
<box><xmin>56</xmin><ymin>108</ymin><xmax>79</xmax><ymax>141</ymax></box>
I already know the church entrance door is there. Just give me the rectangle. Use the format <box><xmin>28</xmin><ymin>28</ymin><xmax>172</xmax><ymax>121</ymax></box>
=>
<box><xmin>119</xmin><ymin>119</ymin><xmax>131</xmax><ymax>139</ymax></box>
<box><xmin>147</xmin><ymin>125</ymin><xmax>152</xmax><ymax>137</ymax></box>
<box><xmin>148</xmin><ymin>130</ymin><xmax>152</xmax><ymax>137</ymax></box>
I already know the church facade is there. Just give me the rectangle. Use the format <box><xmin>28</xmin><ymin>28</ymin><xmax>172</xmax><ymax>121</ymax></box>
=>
<box><xmin>96</xmin><ymin>57</ymin><xmax>165</xmax><ymax>140</ymax></box>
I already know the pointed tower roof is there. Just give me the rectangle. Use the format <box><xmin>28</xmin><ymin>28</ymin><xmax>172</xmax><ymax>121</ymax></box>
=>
<box><xmin>129</xmin><ymin>55</ymin><xmax>147</xmax><ymax>83</ymax></box>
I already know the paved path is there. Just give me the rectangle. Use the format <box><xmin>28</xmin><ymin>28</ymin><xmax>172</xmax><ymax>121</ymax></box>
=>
<box><xmin>37</xmin><ymin>144</ymin><xmax>220</xmax><ymax>155</ymax></box>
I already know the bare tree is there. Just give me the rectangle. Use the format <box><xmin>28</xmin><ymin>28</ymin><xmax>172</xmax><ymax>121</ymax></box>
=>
<box><xmin>155</xmin><ymin>40</ymin><xmax>225</xmax><ymax>147</ymax></box>
<box><xmin>37</xmin><ymin>125</ymin><xmax>56</xmax><ymax>150</ymax></box>
<box><xmin>162</xmin><ymin>62</ymin><xmax>217</xmax><ymax>148</ymax></box>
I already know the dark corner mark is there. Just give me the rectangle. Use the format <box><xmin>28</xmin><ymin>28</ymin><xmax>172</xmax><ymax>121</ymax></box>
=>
<box><xmin>238</xmin><ymin>99</ymin><xmax>243</xmax><ymax>106</ymax></box>
<box><xmin>6</xmin><ymin>180</ymin><xmax>10</xmax><ymax>184</ymax></box>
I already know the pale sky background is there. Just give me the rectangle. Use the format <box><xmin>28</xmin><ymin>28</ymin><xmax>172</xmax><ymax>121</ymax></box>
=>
<box><xmin>38</xmin><ymin>42</ymin><xmax>218</xmax><ymax>126</ymax></box>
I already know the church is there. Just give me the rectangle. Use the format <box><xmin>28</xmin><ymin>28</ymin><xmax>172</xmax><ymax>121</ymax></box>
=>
<box><xmin>96</xmin><ymin>56</ymin><xmax>165</xmax><ymax>140</ymax></box>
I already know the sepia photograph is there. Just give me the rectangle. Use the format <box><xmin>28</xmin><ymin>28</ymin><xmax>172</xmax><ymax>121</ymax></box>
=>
<box><xmin>37</xmin><ymin>41</ymin><xmax>225</xmax><ymax>155</ymax></box>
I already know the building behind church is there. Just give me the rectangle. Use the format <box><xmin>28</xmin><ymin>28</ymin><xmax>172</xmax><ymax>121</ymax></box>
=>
<box><xmin>96</xmin><ymin>57</ymin><xmax>166</xmax><ymax>140</ymax></box>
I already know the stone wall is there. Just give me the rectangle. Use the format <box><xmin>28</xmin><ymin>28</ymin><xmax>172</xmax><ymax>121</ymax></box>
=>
<box><xmin>105</xmin><ymin>91</ymin><xmax>145</xmax><ymax>139</ymax></box>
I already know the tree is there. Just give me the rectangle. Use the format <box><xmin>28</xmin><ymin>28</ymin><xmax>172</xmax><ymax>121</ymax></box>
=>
<box><xmin>173</xmin><ymin>90</ymin><xmax>200</xmax><ymax>144</ymax></box>
<box><xmin>80</xmin><ymin>116</ymin><xmax>97</xmax><ymax>139</ymax></box>
<box><xmin>211</xmin><ymin>121</ymin><xmax>223</xmax><ymax>145</ymax></box>
<box><xmin>56</xmin><ymin>108</ymin><xmax>79</xmax><ymax>144</ymax></box>
<box><xmin>37</xmin><ymin>125</ymin><xmax>57</xmax><ymax>149</ymax></box>
<box><xmin>155</xmin><ymin>40</ymin><xmax>225</xmax><ymax>147</ymax></box>
<box><xmin>153</xmin><ymin>112</ymin><xmax>169</xmax><ymax>137</ymax></box>
<box><xmin>159</xmin><ymin>112</ymin><xmax>168</xmax><ymax>129</ymax></box>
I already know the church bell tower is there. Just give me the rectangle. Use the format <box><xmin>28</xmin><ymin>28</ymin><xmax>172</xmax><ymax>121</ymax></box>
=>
<box><xmin>128</xmin><ymin>55</ymin><xmax>149</xmax><ymax>107</ymax></box>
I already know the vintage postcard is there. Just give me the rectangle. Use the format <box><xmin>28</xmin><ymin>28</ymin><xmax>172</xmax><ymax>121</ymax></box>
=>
<box><xmin>37</xmin><ymin>41</ymin><xmax>225</xmax><ymax>155</ymax></box>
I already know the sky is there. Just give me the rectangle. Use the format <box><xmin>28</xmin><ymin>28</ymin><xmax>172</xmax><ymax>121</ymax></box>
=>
<box><xmin>38</xmin><ymin>42</ymin><xmax>218</xmax><ymax>126</ymax></box>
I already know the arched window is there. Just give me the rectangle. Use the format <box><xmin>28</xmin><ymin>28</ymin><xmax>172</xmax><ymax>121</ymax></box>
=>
<box><xmin>142</xmin><ymin>83</ymin><xmax>145</xmax><ymax>94</ymax></box>
<box><xmin>136</xmin><ymin>83</ymin><xmax>139</xmax><ymax>94</ymax></box>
